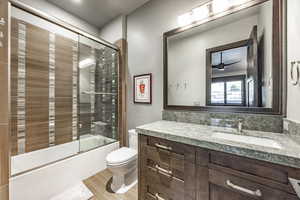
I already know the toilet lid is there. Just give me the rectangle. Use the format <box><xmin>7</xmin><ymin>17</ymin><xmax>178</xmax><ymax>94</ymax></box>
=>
<box><xmin>106</xmin><ymin>147</ymin><xmax>137</xmax><ymax>165</ymax></box>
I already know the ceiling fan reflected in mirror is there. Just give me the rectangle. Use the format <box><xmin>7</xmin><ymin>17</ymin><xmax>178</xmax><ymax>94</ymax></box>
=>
<box><xmin>212</xmin><ymin>51</ymin><xmax>241</xmax><ymax>70</ymax></box>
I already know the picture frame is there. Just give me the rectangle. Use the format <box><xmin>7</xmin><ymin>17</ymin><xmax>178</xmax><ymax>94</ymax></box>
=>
<box><xmin>133</xmin><ymin>73</ymin><xmax>152</xmax><ymax>104</ymax></box>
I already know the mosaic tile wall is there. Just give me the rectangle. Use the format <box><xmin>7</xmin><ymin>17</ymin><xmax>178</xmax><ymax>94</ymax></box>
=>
<box><xmin>94</xmin><ymin>47</ymin><xmax>118</xmax><ymax>140</ymax></box>
<box><xmin>11</xmin><ymin>18</ymin><xmax>78</xmax><ymax>155</ymax></box>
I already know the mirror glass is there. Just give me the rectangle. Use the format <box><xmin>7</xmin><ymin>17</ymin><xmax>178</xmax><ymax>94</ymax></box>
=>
<box><xmin>167</xmin><ymin>0</ymin><xmax>273</xmax><ymax>108</ymax></box>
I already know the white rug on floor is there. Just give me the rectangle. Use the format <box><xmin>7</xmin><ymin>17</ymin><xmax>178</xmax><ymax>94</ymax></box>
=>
<box><xmin>50</xmin><ymin>182</ymin><xmax>93</xmax><ymax>200</ymax></box>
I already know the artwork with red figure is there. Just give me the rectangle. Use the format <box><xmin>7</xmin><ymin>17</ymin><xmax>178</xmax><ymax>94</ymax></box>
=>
<box><xmin>134</xmin><ymin>73</ymin><xmax>152</xmax><ymax>104</ymax></box>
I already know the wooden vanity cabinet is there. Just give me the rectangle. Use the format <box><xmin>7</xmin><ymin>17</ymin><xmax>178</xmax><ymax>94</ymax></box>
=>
<box><xmin>138</xmin><ymin>135</ymin><xmax>300</xmax><ymax>200</ymax></box>
<box><xmin>197</xmin><ymin>151</ymin><xmax>300</xmax><ymax>200</ymax></box>
<box><xmin>138</xmin><ymin>135</ymin><xmax>197</xmax><ymax>200</ymax></box>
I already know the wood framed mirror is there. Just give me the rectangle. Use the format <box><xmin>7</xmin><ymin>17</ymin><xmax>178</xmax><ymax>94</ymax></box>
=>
<box><xmin>163</xmin><ymin>0</ymin><xmax>286</xmax><ymax>115</ymax></box>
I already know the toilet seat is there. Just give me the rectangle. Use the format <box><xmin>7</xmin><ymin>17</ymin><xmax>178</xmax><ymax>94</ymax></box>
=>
<box><xmin>106</xmin><ymin>147</ymin><xmax>137</xmax><ymax>166</ymax></box>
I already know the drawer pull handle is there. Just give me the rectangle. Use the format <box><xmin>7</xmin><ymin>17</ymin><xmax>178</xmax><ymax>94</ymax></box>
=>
<box><xmin>155</xmin><ymin>193</ymin><xmax>165</xmax><ymax>200</ymax></box>
<box><xmin>155</xmin><ymin>143</ymin><xmax>172</xmax><ymax>151</ymax></box>
<box><xmin>226</xmin><ymin>180</ymin><xmax>262</xmax><ymax>197</ymax></box>
<box><xmin>155</xmin><ymin>165</ymin><xmax>172</xmax><ymax>176</ymax></box>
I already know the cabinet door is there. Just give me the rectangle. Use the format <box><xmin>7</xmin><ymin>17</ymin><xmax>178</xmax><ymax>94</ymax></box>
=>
<box><xmin>210</xmin><ymin>184</ymin><xmax>255</xmax><ymax>200</ymax></box>
<box><xmin>210</xmin><ymin>184</ymin><xmax>299</xmax><ymax>200</ymax></box>
<box><xmin>196</xmin><ymin>149</ymin><xmax>210</xmax><ymax>200</ymax></box>
<box><xmin>209</xmin><ymin>169</ymin><xmax>293</xmax><ymax>200</ymax></box>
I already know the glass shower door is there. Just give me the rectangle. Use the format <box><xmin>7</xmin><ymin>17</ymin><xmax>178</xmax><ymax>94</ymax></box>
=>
<box><xmin>78</xmin><ymin>36</ymin><xmax>119</xmax><ymax>152</ymax></box>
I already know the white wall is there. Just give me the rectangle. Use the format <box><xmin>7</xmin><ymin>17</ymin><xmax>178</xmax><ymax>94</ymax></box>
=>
<box><xmin>167</xmin><ymin>15</ymin><xmax>258</xmax><ymax>106</ymax></box>
<box><xmin>17</xmin><ymin>0</ymin><xmax>99</xmax><ymax>36</ymax></box>
<box><xmin>287</xmin><ymin>0</ymin><xmax>300</xmax><ymax>122</ymax></box>
<box><xmin>127</xmin><ymin>0</ymin><xmax>205</xmax><ymax>130</ymax></box>
<box><xmin>99</xmin><ymin>15</ymin><xmax>127</xmax><ymax>43</ymax></box>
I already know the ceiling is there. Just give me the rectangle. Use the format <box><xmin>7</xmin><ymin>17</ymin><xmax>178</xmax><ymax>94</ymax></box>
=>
<box><xmin>46</xmin><ymin>0</ymin><xmax>150</xmax><ymax>28</ymax></box>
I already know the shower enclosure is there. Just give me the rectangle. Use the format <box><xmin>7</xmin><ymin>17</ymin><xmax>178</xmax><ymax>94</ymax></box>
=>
<box><xmin>10</xmin><ymin>5</ymin><xmax>119</xmax><ymax>176</ymax></box>
<box><xmin>78</xmin><ymin>36</ymin><xmax>119</xmax><ymax>152</ymax></box>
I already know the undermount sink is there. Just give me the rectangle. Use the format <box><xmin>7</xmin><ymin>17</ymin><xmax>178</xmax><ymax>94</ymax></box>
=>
<box><xmin>212</xmin><ymin>132</ymin><xmax>282</xmax><ymax>149</ymax></box>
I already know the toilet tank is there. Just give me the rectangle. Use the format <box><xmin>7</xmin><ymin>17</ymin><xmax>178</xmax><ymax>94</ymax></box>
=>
<box><xmin>128</xmin><ymin>129</ymin><xmax>138</xmax><ymax>150</ymax></box>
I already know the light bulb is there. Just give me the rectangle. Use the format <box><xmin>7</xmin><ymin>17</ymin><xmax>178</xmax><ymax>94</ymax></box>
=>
<box><xmin>212</xmin><ymin>0</ymin><xmax>230</xmax><ymax>13</ymax></box>
<box><xmin>178</xmin><ymin>12</ymin><xmax>192</xmax><ymax>27</ymax></box>
<box><xmin>230</xmin><ymin>0</ymin><xmax>251</xmax><ymax>6</ymax></box>
<box><xmin>73</xmin><ymin>0</ymin><xmax>81</xmax><ymax>4</ymax></box>
<box><xmin>192</xmin><ymin>5</ymin><xmax>209</xmax><ymax>21</ymax></box>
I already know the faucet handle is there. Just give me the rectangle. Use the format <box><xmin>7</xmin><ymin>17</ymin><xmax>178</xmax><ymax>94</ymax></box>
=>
<box><xmin>237</xmin><ymin>119</ymin><xmax>244</xmax><ymax>125</ymax></box>
<box><xmin>237</xmin><ymin>119</ymin><xmax>244</xmax><ymax>133</ymax></box>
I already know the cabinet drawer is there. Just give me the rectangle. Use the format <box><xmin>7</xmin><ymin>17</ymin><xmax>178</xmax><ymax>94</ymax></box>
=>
<box><xmin>209</xmin><ymin>169</ymin><xmax>289</xmax><ymax>199</ymax></box>
<box><xmin>146</xmin><ymin>145</ymin><xmax>185</xmax><ymax>180</ymax></box>
<box><xmin>145</xmin><ymin>136</ymin><xmax>195</xmax><ymax>180</ymax></box>
<box><xmin>210</xmin><ymin>151</ymin><xmax>288</xmax><ymax>184</ymax></box>
<box><xmin>146</xmin><ymin>166</ymin><xmax>184</xmax><ymax>200</ymax></box>
<box><xmin>147</xmin><ymin>136</ymin><xmax>195</xmax><ymax>163</ymax></box>
<box><xmin>139</xmin><ymin>135</ymin><xmax>196</xmax><ymax>200</ymax></box>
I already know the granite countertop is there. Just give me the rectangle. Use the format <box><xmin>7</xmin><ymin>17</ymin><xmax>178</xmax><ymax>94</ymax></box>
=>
<box><xmin>136</xmin><ymin>120</ymin><xmax>300</xmax><ymax>169</ymax></box>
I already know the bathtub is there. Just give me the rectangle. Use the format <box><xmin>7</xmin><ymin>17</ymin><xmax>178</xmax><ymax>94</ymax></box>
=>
<box><xmin>80</xmin><ymin>134</ymin><xmax>116</xmax><ymax>152</ymax></box>
<box><xmin>11</xmin><ymin>135</ymin><xmax>116</xmax><ymax>175</ymax></box>
<box><xmin>10</xmin><ymin>139</ymin><xmax>119</xmax><ymax>200</ymax></box>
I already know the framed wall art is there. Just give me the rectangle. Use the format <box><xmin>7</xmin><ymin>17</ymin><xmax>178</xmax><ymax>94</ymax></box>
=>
<box><xmin>134</xmin><ymin>73</ymin><xmax>152</xmax><ymax>104</ymax></box>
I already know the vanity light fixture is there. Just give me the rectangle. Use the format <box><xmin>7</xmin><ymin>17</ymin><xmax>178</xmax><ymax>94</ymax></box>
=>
<box><xmin>178</xmin><ymin>12</ymin><xmax>193</xmax><ymax>27</ymax></box>
<box><xmin>212</xmin><ymin>0</ymin><xmax>230</xmax><ymax>13</ymax></box>
<box><xmin>177</xmin><ymin>0</ymin><xmax>255</xmax><ymax>27</ymax></box>
<box><xmin>192</xmin><ymin>4</ymin><xmax>210</xmax><ymax>21</ymax></box>
<box><xmin>230</xmin><ymin>0</ymin><xmax>252</xmax><ymax>6</ymax></box>
<box><xmin>72</xmin><ymin>0</ymin><xmax>82</xmax><ymax>4</ymax></box>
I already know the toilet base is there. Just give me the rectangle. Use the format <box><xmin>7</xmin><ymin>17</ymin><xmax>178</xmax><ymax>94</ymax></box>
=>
<box><xmin>111</xmin><ymin>179</ymin><xmax>137</xmax><ymax>194</ymax></box>
<box><xmin>110</xmin><ymin>167</ymin><xmax>137</xmax><ymax>194</ymax></box>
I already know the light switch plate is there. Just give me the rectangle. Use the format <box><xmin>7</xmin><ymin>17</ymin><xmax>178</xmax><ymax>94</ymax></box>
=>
<box><xmin>283</xmin><ymin>120</ymin><xmax>289</xmax><ymax>132</ymax></box>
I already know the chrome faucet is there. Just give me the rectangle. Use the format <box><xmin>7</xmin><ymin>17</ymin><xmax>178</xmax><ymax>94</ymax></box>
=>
<box><xmin>237</xmin><ymin>119</ymin><xmax>243</xmax><ymax>134</ymax></box>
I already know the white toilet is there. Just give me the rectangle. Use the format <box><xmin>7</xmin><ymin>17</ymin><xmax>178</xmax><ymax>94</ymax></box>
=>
<box><xmin>106</xmin><ymin>129</ymin><xmax>138</xmax><ymax>194</ymax></box>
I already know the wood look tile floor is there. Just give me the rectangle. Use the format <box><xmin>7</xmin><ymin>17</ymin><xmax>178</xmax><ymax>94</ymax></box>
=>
<box><xmin>84</xmin><ymin>169</ymin><xmax>138</xmax><ymax>200</ymax></box>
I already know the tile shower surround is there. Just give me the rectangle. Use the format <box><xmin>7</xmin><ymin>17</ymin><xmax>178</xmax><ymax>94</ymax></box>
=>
<box><xmin>162</xmin><ymin>110</ymin><xmax>284</xmax><ymax>133</ymax></box>
<box><xmin>10</xmin><ymin>18</ymin><xmax>78</xmax><ymax>155</ymax></box>
<box><xmin>94</xmin><ymin>48</ymin><xmax>118</xmax><ymax>140</ymax></box>
<box><xmin>79</xmin><ymin>47</ymin><xmax>118</xmax><ymax>140</ymax></box>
